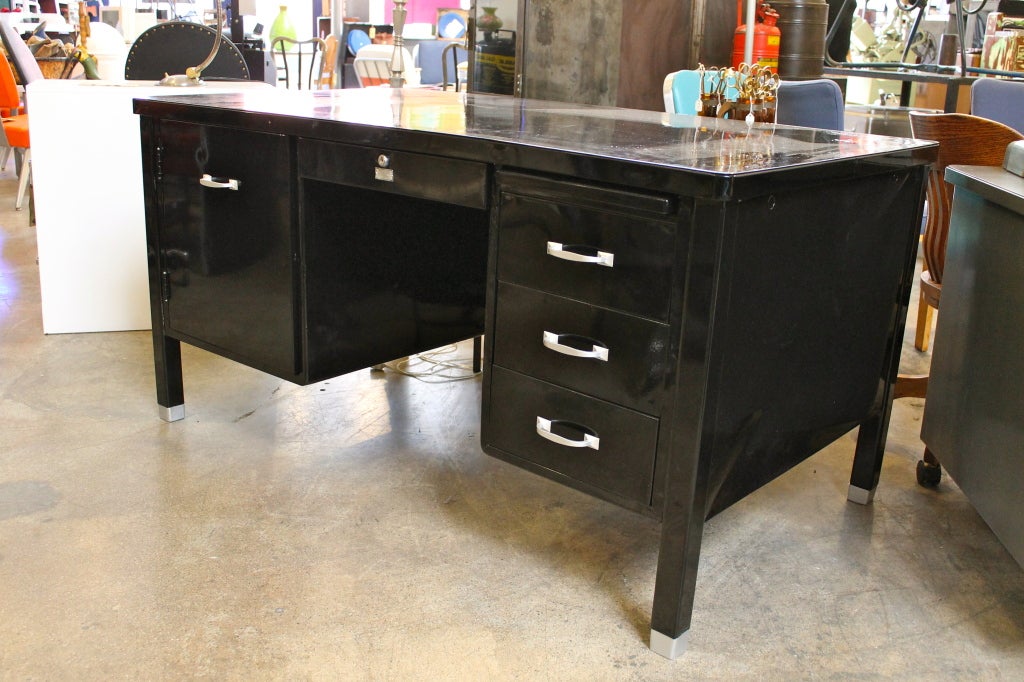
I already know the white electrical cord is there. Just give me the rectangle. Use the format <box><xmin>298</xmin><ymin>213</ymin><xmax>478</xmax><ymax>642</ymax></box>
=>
<box><xmin>376</xmin><ymin>344</ymin><xmax>479</xmax><ymax>383</ymax></box>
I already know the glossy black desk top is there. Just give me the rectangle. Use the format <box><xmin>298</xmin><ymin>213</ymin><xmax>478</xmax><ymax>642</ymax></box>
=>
<box><xmin>134</xmin><ymin>88</ymin><xmax>935</xmax><ymax>179</ymax></box>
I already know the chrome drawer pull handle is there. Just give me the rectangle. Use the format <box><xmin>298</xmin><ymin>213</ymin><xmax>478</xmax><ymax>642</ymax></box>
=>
<box><xmin>536</xmin><ymin>417</ymin><xmax>600</xmax><ymax>450</ymax></box>
<box><xmin>199</xmin><ymin>174</ymin><xmax>240</xmax><ymax>191</ymax></box>
<box><xmin>542</xmin><ymin>331</ymin><xmax>609</xmax><ymax>361</ymax></box>
<box><xmin>546</xmin><ymin>241</ymin><xmax>614</xmax><ymax>267</ymax></box>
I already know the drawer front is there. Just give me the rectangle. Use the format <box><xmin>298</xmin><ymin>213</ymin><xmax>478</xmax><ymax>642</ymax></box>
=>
<box><xmin>485</xmin><ymin>367</ymin><xmax>659</xmax><ymax>505</ymax></box>
<box><xmin>496</xmin><ymin>174</ymin><xmax>678</xmax><ymax>321</ymax></box>
<box><xmin>492</xmin><ymin>283</ymin><xmax>670</xmax><ymax>414</ymax></box>
<box><xmin>298</xmin><ymin>139</ymin><xmax>488</xmax><ymax>209</ymax></box>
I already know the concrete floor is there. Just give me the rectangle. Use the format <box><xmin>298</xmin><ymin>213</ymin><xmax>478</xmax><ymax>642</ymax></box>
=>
<box><xmin>2</xmin><ymin>167</ymin><xmax>1024</xmax><ymax>681</ymax></box>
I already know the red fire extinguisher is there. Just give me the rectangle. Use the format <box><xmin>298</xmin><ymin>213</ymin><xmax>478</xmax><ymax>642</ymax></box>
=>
<box><xmin>732</xmin><ymin>1</ymin><xmax>781</xmax><ymax>72</ymax></box>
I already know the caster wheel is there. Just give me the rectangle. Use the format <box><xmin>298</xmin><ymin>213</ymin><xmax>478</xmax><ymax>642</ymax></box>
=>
<box><xmin>370</xmin><ymin>364</ymin><xmax>385</xmax><ymax>372</ymax></box>
<box><xmin>916</xmin><ymin>459</ymin><xmax>942</xmax><ymax>487</ymax></box>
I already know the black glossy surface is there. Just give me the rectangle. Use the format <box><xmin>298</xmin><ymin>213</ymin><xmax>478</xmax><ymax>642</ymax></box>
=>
<box><xmin>298</xmin><ymin>139</ymin><xmax>488</xmax><ymax>209</ymax></box>
<box><xmin>701</xmin><ymin>169</ymin><xmax>926</xmax><ymax>516</ymax></box>
<box><xmin>492</xmin><ymin>283</ymin><xmax>670</xmax><ymax>414</ymax></box>
<box><xmin>134</xmin><ymin>89</ymin><xmax>933</xmax><ymax>183</ymax></box>
<box><xmin>495</xmin><ymin>172</ymin><xmax>680</xmax><ymax>321</ymax></box>
<box><xmin>487</xmin><ymin>366</ymin><xmax>660</xmax><ymax>506</ymax></box>
<box><xmin>157</xmin><ymin>120</ymin><xmax>299</xmax><ymax>379</ymax></box>
<box><xmin>301</xmin><ymin>179</ymin><xmax>486</xmax><ymax>381</ymax></box>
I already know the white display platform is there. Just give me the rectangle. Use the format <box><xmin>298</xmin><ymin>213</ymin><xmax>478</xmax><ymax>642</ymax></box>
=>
<box><xmin>28</xmin><ymin>80</ymin><xmax>272</xmax><ymax>334</ymax></box>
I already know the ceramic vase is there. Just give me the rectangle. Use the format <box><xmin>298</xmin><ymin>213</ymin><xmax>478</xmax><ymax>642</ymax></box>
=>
<box><xmin>269</xmin><ymin>5</ymin><xmax>297</xmax><ymax>47</ymax></box>
<box><xmin>477</xmin><ymin>7</ymin><xmax>503</xmax><ymax>34</ymax></box>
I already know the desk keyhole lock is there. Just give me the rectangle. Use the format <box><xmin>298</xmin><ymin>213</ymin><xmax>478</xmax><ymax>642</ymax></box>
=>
<box><xmin>375</xmin><ymin>154</ymin><xmax>395</xmax><ymax>182</ymax></box>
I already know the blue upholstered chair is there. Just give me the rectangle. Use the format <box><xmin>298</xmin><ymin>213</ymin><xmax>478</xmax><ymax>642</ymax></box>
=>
<box><xmin>415</xmin><ymin>40</ymin><xmax>467</xmax><ymax>87</ymax></box>
<box><xmin>970</xmin><ymin>78</ymin><xmax>1024</xmax><ymax>135</ymax></box>
<box><xmin>776</xmin><ymin>78</ymin><xmax>845</xmax><ymax>130</ymax></box>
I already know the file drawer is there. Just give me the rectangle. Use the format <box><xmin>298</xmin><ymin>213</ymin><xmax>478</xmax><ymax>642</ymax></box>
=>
<box><xmin>485</xmin><ymin>366</ymin><xmax>659</xmax><ymax>506</ymax></box>
<box><xmin>496</xmin><ymin>173</ymin><xmax>678</xmax><ymax>321</ymax></box>
<box><xmin>492</xmin><ymin>282</ymin><xmax>670</xmax><ymax>414</ymax></box>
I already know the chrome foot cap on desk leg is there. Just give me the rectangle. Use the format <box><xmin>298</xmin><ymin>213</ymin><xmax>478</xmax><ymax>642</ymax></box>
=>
<box><xmin>159</xmin><ymin>404</ymin><xmax>185</xmax><ymax>422</ymax></box>
<box><xmin>650</xmin><ymin>629</ymin><xmax>688</xmax><ymax>659</ymax></box>
<box><xmin>847</xmin><ymin>484</ymin><xmax>875</xmax><ymax>505</ymax></box>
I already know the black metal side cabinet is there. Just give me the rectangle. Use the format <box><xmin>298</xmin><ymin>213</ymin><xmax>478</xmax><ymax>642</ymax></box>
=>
<box><xmin>142</xmin><ymin>119</ymin><xmax>298</xmax><ymax>420</ymax></box>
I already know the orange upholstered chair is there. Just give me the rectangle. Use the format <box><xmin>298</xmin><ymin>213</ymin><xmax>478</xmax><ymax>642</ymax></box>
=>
<box><xmin>0</xmin><ymin>49</ymin><xmax>30</xmax><ymax>210</ymax></box>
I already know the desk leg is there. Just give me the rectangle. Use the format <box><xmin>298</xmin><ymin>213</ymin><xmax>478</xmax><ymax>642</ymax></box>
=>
<box><xmin>153</xmin><ymin>331</ymin><xmax>184</xmax><ymax>422</ymax></box>
<box><xmin>649</xmin><ymin>412</ymin><xmax>712</xmax><ymax>658</ymax></box>
<box><xmin>848</xmin><ymin>165</ymin><xmax>927</xmax><ymax>504</ymax></box>
<box><xmin>848</xmin><ymin>410</ymin><xmax>889</xmax><ymax>504</ymax></box>
<box><xmin>472</xmin><ymin>335</ymin><xmax>482</xmax><ymax>374</ymax></box>
<box><xmin>649</xmin><ymin>497</ymin><xmax>705</xmax><ymax>659</ymax></box>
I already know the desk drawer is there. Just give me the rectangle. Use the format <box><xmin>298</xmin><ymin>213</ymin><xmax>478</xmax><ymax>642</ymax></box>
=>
<box><xmin>496</xmin><ymin>173</ymin><xmax>678</xmax><ymax>321</ymax></box>
<box><xmin>485</xmin><ymin>366</ymin><xmax>659</xmax><ymax>505</ymax></box>
<box><xmin>492</xmin><ymin>283</ymin><xmax>669</xmax><ymax>414</ymax></box>
<box><xmin>298</xmin><ymin>139</ymin><xmax>488</xmax><ymax>209</ymax></box>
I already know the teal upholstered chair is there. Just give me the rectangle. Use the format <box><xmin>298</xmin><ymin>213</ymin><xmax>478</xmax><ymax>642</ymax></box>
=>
<box><xmin>662</xmin><ymin>70</ymin><xmax>702</xmax><ymax>115</ymax></box>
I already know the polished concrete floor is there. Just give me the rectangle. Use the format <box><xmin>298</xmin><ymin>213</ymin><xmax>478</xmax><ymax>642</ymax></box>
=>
<box><xmin>2</xmin><ymin>168</ymin><xmax>1024</xmax><ymax>680</ymax></box>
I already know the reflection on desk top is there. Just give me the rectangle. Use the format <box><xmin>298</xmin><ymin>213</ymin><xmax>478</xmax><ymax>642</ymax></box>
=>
<box><xmin>133</xmin><ymin>88</ymin><xmax>936</xmax><ymax>178</ymax></box>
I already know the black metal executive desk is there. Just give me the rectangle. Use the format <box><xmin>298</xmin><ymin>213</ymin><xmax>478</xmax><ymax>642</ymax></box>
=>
<box><xmin>133</xmin><ymin>89</ymin><xmax>936</xmax><ymax>658</ymax></box>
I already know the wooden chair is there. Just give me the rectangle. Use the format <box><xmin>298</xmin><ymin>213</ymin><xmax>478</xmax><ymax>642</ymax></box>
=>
<box><xmin>271</xmin><ymin>36</ymin><xmax>327</xmax><ymax>90</ymax></box>
<box><xmin>909</xmin><ymin>112</ymin><xmax>1023</xmax><ymax>353</ymax></box>
<box><xmin>317</xmin><ymin>35</ymin><xmax>338</xmax><ymax>89</ymax></box>
<box><xmin>901</xmin><ymin>112</ymin><xmax>1023</xmax><ymax>485</ymax></box>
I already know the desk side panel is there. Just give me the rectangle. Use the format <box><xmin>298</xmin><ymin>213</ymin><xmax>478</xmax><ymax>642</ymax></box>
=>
<box><xmin>922</xmin><ymin>190</ymin><xmax>1024</xmax><ymax>568</ymax></box>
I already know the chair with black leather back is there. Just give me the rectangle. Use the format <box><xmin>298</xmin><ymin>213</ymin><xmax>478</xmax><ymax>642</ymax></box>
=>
<box><xmin>271</xmin><ymin>36</ymin><xmax>327</xmax><ymax>89</ymax></box>
<box><xmin>124</xmin><ymin>21</ymin><xmax>250</xmax><ymax>81</ymax></box>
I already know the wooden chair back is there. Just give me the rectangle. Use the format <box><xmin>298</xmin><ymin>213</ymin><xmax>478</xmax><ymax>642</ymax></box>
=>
<box><xmin>909</xmin><ymin>112</ymin><xmax>1023</xmax><ymax>285</ymax></box>
<box><xmin>318</xmin><ymin>35</ymin><xmax>338</xmax><ymax>89</ymax></box>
